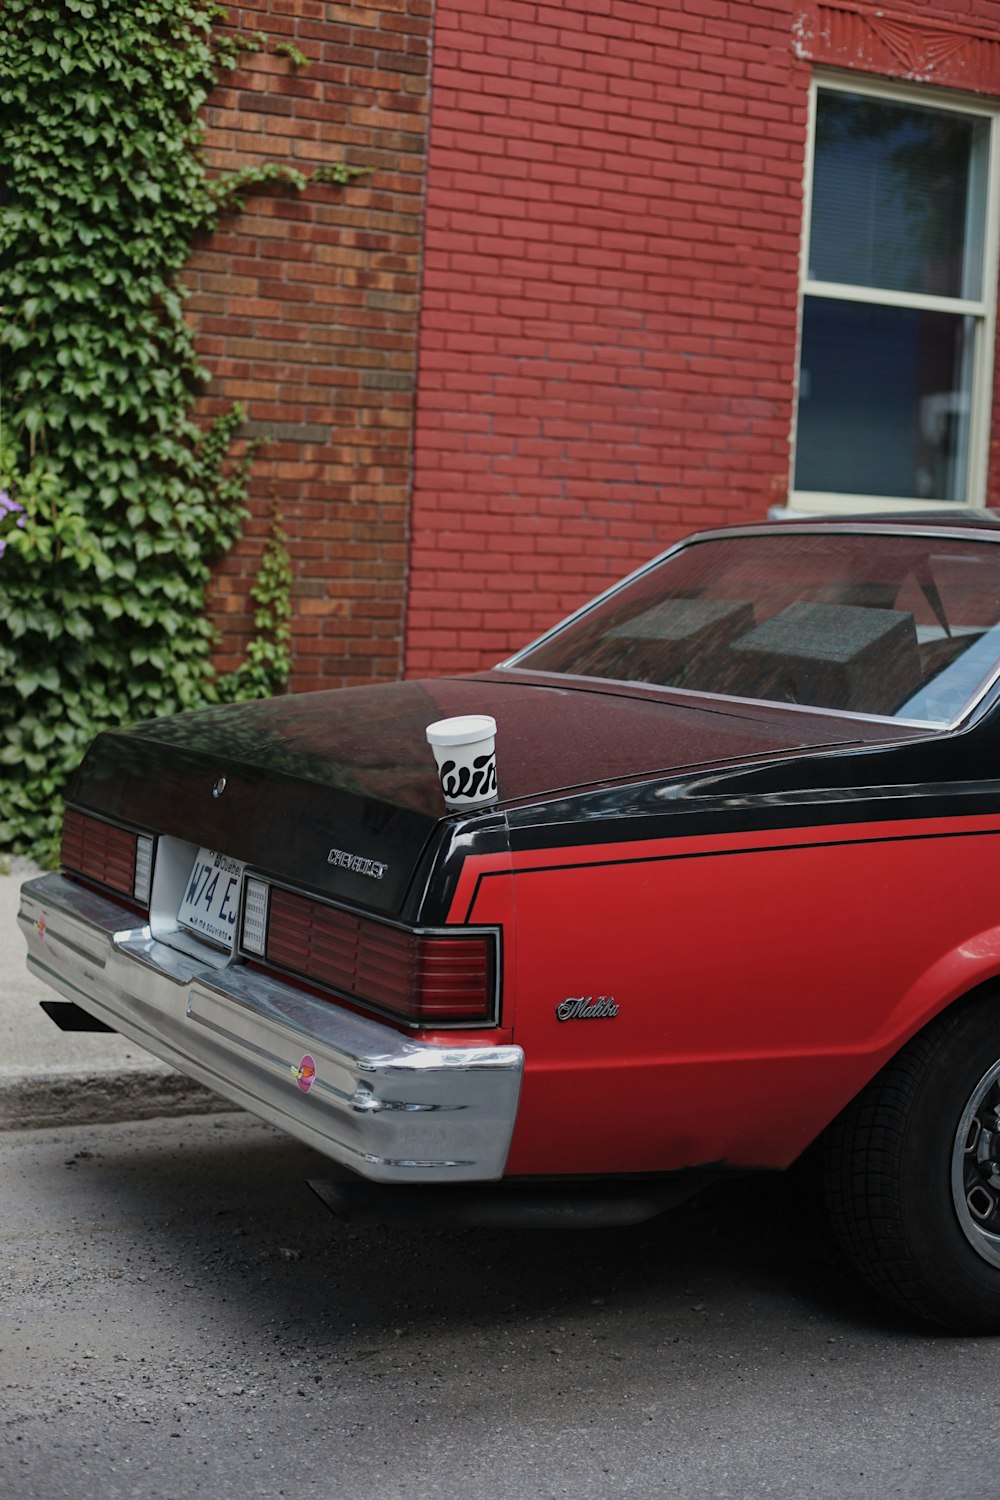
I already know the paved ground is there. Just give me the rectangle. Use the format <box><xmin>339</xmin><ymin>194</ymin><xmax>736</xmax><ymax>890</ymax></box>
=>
<box><xmin>0</xmin><ymin>865</ymin><xmax>223</xmax><ymax>1130</ymax></box>
<box><xmin>4</xmin><ymin>1111</ymin><xmax>1000</xmax><ymax>1500</ymax></box>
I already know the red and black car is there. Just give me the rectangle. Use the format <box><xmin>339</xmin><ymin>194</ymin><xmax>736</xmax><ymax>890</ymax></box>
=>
<box><xmin>21</xmin><ymin>515</ymin><xmax>1000</xmax><ymax>1330</ymax></box>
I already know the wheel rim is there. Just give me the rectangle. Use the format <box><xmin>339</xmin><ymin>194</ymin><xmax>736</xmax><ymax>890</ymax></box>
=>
<box><xmin>951</xmin><ymin>1059</ymin><xmax>1000</xmax><ymax>1269</ymax></box>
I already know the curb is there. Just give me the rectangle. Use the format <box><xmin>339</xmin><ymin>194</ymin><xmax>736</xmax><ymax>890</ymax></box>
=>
<box><xmin>5</xmin><ymin>862</ymin><xmax>237</xmax><ymax>1132</ymax></box>
<box><xmin>0</xmin><ymin>1068</ymin><xmax>234</xmax><ymax>1132</ymax></box>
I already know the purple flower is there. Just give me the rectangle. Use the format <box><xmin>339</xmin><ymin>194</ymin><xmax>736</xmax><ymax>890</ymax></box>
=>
<box><xmin>0</xmin><ymin>491</ymin><xmax>25</xmax><ymax>559</ymax></box>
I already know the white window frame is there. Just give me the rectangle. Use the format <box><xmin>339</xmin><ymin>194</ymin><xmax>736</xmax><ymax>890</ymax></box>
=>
<box><xmin>788</xmin><ymin>73</ymin><xmax>1000</xmax><ymax>515</ymax></box>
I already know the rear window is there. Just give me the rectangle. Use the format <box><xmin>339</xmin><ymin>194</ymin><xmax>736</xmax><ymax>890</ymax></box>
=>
<box><xmin>511</xmin><ymin>531</ymin><xmax>1000</xmax><ymax>725</ymax></box>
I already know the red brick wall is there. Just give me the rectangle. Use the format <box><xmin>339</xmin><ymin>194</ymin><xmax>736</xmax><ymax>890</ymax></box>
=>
<box><xmin>405</xmin><ymin>0</ymin><xmax>812</xmax><ymax>677</ymax></box>
<box><xmin>186</xmin><ymin>1</ymin><xmax>1000</xmax><ymax>689</ymax></box>
<box><xmin>405</xmin><ymin>0</ymin><xmax>1000</xmax><ymax>678</ymax></box>
<box><xmin>187</xmin><ymin>0</ymin><xmax>431</xmax><ymax>690</ymax></box>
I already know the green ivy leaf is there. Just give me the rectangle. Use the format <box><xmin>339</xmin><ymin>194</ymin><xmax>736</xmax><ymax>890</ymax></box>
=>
<box><xmin>0</xmin><ymin>0</ymin><xmax>355</xmax><ymax>858</ymax></box>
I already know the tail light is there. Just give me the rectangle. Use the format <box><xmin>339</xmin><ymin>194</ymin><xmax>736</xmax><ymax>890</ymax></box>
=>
<box><xmin>248</xmin><ymin>885</ymin><xmax>498</xmax><ymax>1028</ymax></box>
<box><xmin>61</xmin><ymin>808</ymin><xmax>154</xmax><ymax>908</ymax></box>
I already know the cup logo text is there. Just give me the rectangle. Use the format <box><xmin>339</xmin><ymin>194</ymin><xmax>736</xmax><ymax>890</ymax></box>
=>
<box><xmin>440</xmin><ymin>752</ymin><xmax>497</xmax><ymax>802</ymax></box>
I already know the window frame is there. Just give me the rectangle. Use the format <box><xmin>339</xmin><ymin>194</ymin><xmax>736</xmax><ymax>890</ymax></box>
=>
<box><xmin>788</xmin><ymin>74</ymin><xmax>1000</xmax><ymax>515</ymax></box>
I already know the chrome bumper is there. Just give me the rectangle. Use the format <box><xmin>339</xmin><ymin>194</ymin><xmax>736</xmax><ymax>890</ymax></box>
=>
<box><xmin>18</xmin><ymin>874</ymin><xmax>523</xmax><ymax>1184</ymax></box>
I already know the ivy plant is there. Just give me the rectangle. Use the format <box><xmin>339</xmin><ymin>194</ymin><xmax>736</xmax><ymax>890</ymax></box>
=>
<box><xmin>0</xmin><ymin>0</ymin><xmax>364</xmax><ymax>861</ymax></box>
<box><xmin>216</xmin><ymin>508</ymin><xmax>294</xmax><ymax>704</ymax></box>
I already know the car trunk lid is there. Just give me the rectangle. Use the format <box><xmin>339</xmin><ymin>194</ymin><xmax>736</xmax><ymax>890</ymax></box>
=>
<box><xmin>68</xmin><ymin>676</ymin><xmax>922</xmax><ymax>916</ymax></box>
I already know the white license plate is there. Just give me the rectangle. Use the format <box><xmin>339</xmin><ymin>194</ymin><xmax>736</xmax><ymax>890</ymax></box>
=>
<box><xmin>177</xmin><ymin>848</ymin><xmax>246</xmax><ymax>948</ymax></box>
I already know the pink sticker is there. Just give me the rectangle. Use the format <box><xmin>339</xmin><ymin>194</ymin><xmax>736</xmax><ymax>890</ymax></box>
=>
<box><xmin>36</xmin><ymin>917</ymin><xmax>46</xmax><ymax>940</ymax></box>
<box><xmin>291</xmin><ymin>1055</ymin><xmax>316</xmax><ymax>1093</ymax></box>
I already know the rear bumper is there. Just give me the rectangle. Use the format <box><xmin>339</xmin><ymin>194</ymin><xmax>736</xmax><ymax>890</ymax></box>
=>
<box><xmin>18</xmin><ymin>874</ymin><xmax>523</xmax><ymax>1184</ymax></box>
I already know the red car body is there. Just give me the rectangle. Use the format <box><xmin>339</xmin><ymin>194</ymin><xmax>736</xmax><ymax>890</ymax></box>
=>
<box><xmin>21</xmin><ymin>516</ymin><xmax>1000</xmax><ymax>1327</ymax></box>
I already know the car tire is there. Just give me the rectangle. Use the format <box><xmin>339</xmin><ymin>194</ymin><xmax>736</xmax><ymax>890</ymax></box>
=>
<box><xmin>822</xmin><ymin>994</ymin><xmax>1000</xmax><ymax>1332</ymax></box>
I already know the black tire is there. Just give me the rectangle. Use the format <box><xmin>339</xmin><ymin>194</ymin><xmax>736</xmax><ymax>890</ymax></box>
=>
<box><xmin>822</xmin><ymin>994</ymin><xmax>1000</xmax><ymax>1332</ymax></box>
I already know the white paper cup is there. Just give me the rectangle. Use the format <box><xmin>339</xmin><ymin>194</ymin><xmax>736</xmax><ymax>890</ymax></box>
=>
<box><xmin>426</xmin><ymin>715</ymin><xmax>498</xmax><ymax>808</ymax></box>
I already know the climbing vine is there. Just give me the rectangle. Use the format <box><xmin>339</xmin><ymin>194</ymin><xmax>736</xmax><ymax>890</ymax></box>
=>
<box><xmin>0</xmin><ymin>0</ymin><xmax>365</xmax><ymax>859</ymax></box>
<box><xmin>216</xmin><ymin>508</ymin><xmax>294</xmax><ymax>704</ymax></box>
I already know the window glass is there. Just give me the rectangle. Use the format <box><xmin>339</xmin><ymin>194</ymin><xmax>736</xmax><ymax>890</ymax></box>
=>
<box><xmin>810</xmin><ymin>93</ymin><xmax>988</xmax><ymax>299</ymax></box>
<box><xmin>794</xmin><ymin>86</ymin><xmax>993</xmax><ymax>508</ymax></box>
<box><xmin>513</xmin><ymin>533</ymin><xmax>1000</xmax><ymax>724</ymax></box>
<box><xmin>795</xmin><ymin>300</ymin><xmax>974</xmax><ymax>501</ymax></box>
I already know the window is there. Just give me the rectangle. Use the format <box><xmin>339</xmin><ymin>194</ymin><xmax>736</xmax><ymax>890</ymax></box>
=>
<box><xmin>510</xmin><ymin>530</ymin><xmax>1000</xmax><ymax>726</ymax></box>
<box><xmin>792</xmin><ymin>81</ymin><xmax>999</xmax><ymax>512</ymax></box>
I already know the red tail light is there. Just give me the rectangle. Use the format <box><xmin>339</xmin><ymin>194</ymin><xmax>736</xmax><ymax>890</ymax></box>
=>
<box><xmin>263</xmin><ymin>887</ymin><xmax>497</xmax><ymax>1027</ymax></box>
<box><xmin>61</xmin><ymin>809</ymin><xmax>137</xmax><ymax>897</ymax></box>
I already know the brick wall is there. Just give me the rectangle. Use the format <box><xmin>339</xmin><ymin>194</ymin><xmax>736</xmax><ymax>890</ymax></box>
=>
<box><xmin>405</xmin><ymin>0</ymin><xmax>811</xmax><ymax>677</ymax></box>
<box><xmin>405</xmin><ymin>0</ymin><xmax>1000</xmax><ymax>678</ymax></box>
<box><xmin>187</xmin><ymin>0</ymin><xmax>431</xmax><ymax>690</ymax></box>
<box><xmin>186</xmin><ymin>1</ymin><xmax>1000</xmax><ymax>689</ymax></box>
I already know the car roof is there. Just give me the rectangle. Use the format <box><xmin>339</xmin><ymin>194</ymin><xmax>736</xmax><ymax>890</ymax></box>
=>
<box><xmin>685</xmin><ymin>511</ymin><xmax>1000</xmax><ymax>544</ymax></box>
<box><xmin>754</xmin><ymin>510</ymin><xmax>1000</xmax><ymax>533</ymax></box>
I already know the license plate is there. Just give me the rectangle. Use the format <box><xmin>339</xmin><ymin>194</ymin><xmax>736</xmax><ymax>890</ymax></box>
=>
<box><xmin>177</xmin><ymin>848</ymin><xmax>245</xmax><ymax>948</ymax></box>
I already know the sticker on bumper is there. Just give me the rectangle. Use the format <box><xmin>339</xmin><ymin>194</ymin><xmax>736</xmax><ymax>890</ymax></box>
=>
<box><xmin>291</xmin><ymin>1055</ymin><xmax>317</xmax><ymax>1093</ymax></box>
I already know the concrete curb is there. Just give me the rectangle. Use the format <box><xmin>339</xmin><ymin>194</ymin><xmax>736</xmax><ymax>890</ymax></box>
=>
<box><xmin>3</xmin><ymin>865</ymin><xmax>237</xmax><ymax>1131</ymax></box>
<box><xmin>0</xmin><ymin>1068</ymin><xmax>233</xmax><ymax>1132</ymax></box>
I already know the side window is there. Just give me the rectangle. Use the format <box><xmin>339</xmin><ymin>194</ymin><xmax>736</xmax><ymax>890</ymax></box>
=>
<box><xmin>792</xmin><ymin>83</ymin><xmax>997</xmax><ymax>512</ymax></box>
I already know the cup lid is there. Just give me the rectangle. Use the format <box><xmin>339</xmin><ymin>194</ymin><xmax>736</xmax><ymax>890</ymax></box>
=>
<box><xmin>425</xmin><ymin>715</ymin><xmax>497</xmax><ymax>747</ymax></box>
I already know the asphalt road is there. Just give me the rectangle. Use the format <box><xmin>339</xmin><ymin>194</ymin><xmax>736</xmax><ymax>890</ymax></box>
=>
<box><xmin>2</xmin><ymin>1112</ymin><xmax>999</xmax><ymax>1500</ymax></box>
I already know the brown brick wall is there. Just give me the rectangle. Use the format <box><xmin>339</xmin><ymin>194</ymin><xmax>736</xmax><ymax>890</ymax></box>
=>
<box><xmin>186</xmin><ymin>0</ymin><xmax>431</xmax><ymax>690</ymax></box>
